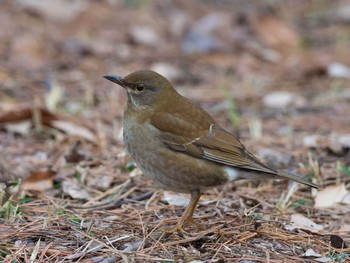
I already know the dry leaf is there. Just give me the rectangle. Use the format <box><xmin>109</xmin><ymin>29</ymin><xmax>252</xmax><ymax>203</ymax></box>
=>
<box><xmin>314</xmin><ymin>183</ymin><xmax>350</xmax><ymax>208</ymax></box>
<box><xmin>0</xmin><ymin>106</ymin><xmax>56</xmax><ymax>125</ymax></box>
<box><xmin>301</xmin><ymin>248</ymin><xmax>322</xmax><ymax>257</ymax></box>
<box><xmin>162</xmin><ymin>191</ymin><xmax>189</xmax><ymax>207</ymax></box>
<box><xmin>30</xmin><ymin>238</ymin><xmax>41</xmax><ymax>262</ymax></box>
<box><xmin>51</xmin><ymin>120</ymin><xmax>96</xmax><ymax>142</ymax></box>
<box><xmin>285</xmin><ymin>213</ymin><xmax>323</xmax><ymax>233</ymax></box>
<box><xmin>252</xmin><ymin>14</ymin><xmax>299</xmax><ymax>51</ymax></box>
<box><xmin>22</xmin><ymin>169</ymin><xmax>55</xmax><ymax>191</ymax></box>
<box><xmin>62</xmin><ymin>179</ymin><xmax>91</xmax><ymax>200</ymax></box>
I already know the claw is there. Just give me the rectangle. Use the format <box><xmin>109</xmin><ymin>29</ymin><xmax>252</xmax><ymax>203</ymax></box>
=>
<box><xmin>163</xmin><ymin>190</ymin><xmax>203</xmax><ymax>234</ymax></box>
<box><xmin>163</xmin><ymin>217</ymin><xmax>203</xmax><ymax>234</ymax></box>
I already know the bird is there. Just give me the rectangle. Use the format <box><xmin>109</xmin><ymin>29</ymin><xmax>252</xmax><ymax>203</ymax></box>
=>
<box><xmin>104</xmin><ymin>70</ymin><xmax>319</xmax><ymax>232</ymax></box>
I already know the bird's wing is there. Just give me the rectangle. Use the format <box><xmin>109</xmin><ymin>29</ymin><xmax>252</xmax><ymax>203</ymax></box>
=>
<box><xmin>151</xmin><ymin>112</ymin><xmax>274</xmax><ymax>174</ymax></box>
<box><xmin>151</xmin><ymin>112</ymin><xmax>319</xmax><ymax>189</ymax></box>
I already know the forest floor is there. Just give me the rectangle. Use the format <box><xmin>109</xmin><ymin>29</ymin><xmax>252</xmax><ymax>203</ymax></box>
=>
<box><xmin>0</xmin><ymin>0</ymin><xmax>350</xmax><ymax>262</ymax></box>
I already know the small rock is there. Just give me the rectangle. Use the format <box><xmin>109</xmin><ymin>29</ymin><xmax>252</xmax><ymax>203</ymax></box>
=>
<box><xmin>169</xmin><ymin>11</ymin><xmax>189</xmax><ymax>37</ymax></box>
<box><xmin>130</xmin><ymin>26</ymin><xmax>160</xmax><ymax>47</ymax></box>
<box><xmin>15</xmin><ymin>240</ymin><xmax>23</xmax><ymax>247</ymax></box>
<box><xmin>327</xmin><ymin>63</ymin><xmax>350</xmax><ymax>78</ymax></box>
<box><xmin>262</xmin><ymin>91</ymin><xmax>306</xmax><ymax>108</ymax></box>
<box><xmin>182</xmin><ymin>13</ymin><xmax>227</xmax><ymax>54</ymax></box>
<box><xmin>17</xmin><ymin>0</ymin><xmax>87</xmax><ymax>22</ymax></box>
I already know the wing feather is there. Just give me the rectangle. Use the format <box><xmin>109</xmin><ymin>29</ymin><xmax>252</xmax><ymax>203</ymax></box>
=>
<box><xmin>152</xmin><ymin>112</ymin><xmax>274</xmax><ymax>173</ymax></box>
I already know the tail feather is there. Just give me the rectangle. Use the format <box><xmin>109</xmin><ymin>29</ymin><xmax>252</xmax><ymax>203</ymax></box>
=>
<box><xmin>277</xmin><ymin>170</ymin><xmax>319</xmax><ymax>189</ymax></box>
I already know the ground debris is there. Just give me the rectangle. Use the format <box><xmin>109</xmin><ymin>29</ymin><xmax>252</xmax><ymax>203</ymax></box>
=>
<box><xmin>1</xmin><ymin>0</ymin><xmax>350</xmax><ymax>262</ymax></box>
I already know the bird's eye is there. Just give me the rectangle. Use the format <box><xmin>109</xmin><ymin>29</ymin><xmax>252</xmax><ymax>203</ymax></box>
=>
<box><xmin>135</xmin><ymin>84</ymin><xmax>144</xmax><ymax>92</ymax></box>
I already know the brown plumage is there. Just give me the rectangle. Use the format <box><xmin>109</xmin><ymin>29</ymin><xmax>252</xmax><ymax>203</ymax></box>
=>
<box><xmin>104</xmin><ymin>70</ymin><xmax>318</xmax><ymax>232</ymax></box>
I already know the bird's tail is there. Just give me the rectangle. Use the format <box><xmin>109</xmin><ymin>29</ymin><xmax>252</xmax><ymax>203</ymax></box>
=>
<box><xmin>277</xmin><ymin>170</ymin><xmax>319</xmax><ymax>189</ymax></box>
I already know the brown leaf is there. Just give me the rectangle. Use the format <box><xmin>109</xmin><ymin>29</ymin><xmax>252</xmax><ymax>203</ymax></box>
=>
<box><xmin>21</xmin><ymin>169</ymin><xmax>55</xmax><ymax>191</ymax></box>
<box><xmin>252</xmin><ymin>14</ymin><xmax>299</xmax><ymax>52</ymax></box>
<box><xmin>0</xmin><ymin>106</ymin><xmax>56</xmax><ymax>125</ymax></box>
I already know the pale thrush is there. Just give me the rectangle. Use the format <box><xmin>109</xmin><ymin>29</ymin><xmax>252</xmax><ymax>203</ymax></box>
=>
<box><xmin>104</xmin><ymin>70</ymin><xmax>318</xmax><ymax>232</ymax></box>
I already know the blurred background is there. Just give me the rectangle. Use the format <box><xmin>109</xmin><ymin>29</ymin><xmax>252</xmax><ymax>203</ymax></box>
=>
<box><xmin>1</xmin><ymin>0</ymin><xmax>349</xmax><ymax>168</ymax></box>
<box><xmin>1</xmin><ymin>0</ymin><xmax>349</xmax><ymax>129</ymax></box>
<box><xmin>0</xmin><ymin>0</ymin><xmax>350</xmax><ymax>261</ymax></box>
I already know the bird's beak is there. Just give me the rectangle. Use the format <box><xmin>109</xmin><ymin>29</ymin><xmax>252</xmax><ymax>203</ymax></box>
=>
<box><xmin>103</xmin><ymin>75</ymin><xmax>125</xmax><ymax>88</ymax></box>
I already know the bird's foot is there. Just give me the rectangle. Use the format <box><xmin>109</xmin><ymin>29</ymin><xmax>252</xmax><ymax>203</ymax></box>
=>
<box><xmin>163</xmin><ymin>224</ymin><xmax>186</xmax><ymax>235</ymax></box>
<box><xmin>163</xmin><ymin>217</ymin><xmax>204</xmax><ymax>235</ymax></box>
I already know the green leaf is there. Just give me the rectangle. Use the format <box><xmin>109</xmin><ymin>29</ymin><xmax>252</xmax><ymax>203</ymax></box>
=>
<box><xmin>19</xmin><ymin>197</ymin><xmax>35</xmax><ymax>204</ymax></box>
<box><xmin>338</xmin><ymin>162</ymin><xmax>350</xmax><ymax>175</ymax></box>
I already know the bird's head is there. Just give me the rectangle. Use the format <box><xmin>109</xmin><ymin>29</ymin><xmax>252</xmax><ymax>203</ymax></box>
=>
<box><xmin>104</xmin><ymin>70</ymin><xmax>177</xmax><ymax>111</ymax></box>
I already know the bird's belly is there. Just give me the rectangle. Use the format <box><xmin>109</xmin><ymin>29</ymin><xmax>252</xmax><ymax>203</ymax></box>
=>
<box><xmin>123</xmin><ymin>121</ymin><xmax>228</xmax><ymax>193</ymax></box>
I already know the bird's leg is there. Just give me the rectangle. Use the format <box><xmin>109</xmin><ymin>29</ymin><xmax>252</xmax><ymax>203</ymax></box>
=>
<box><xmin>181</xmin><ymin>190</ymin><xmax>202</xmax><ymax>228</ymax></box>
<box><xmin>164</xmin><ymin>190</ymin><xmax>202</xmax><ymax>233</ymax></box>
